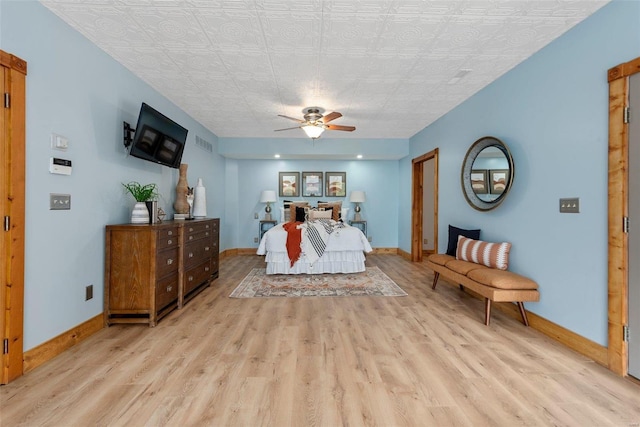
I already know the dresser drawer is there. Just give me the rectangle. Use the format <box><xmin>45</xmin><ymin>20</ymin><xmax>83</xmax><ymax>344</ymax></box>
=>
<box><xmin>185</xmin><ymin>220</ymin><xmax>210</xmax><ymax>234</ymax></box>
<box><xmin>157</xmin><ymin>227</ymin><xmax>179</xmax><ymax>250</ymax></box>
<box><xmin>184</xmin><ymin>261</ymin><xmax>212</xmax><ymax>295</ymax></box>
<box><xmin>185</xmin><ymin>228</ymin><xmax>211</xmax><ymax>243</ymax></box>
<box><xmin>157</xmin><ymin>247</ymin><xmax>179</xmax><ymax>278</ymax></box>
<box><xmin>156</xmin><ymin>273</ymin><xmax>179</xmax><ymax>310</ymax></box>
<box><xmin>184</xmin><ymin>238</ymin><xmax>213</xmax><ymax>269</ymax></box>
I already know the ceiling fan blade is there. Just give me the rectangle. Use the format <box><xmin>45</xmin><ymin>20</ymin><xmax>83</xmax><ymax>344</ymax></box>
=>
<box><xmin>326</xmin><ymin>124</ymin><xmax>355</xmax><ymax>132</ymax></box>
<box><xmin>278</xmin><ymin>114</ymin><xmax>305</xmax><ymax>123</ymax></box>
<box><xmin>274</xmin><ymin>126</ymin><xmax>302</xmax><ymax>132</ymax></box>
<box><xmin>322</xmin><ymin>111</ymin><xmax>342</xmax><ymax>123</ymax></box>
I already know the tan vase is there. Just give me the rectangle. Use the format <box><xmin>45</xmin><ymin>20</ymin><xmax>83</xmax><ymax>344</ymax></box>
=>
<box><xmin>174</xmin><ymin>163</ymin><xmax>189</xmax><ymax>214</ymax></box>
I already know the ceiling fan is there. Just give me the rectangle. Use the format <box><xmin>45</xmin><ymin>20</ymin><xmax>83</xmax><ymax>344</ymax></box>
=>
<box><xmin>275</xmin><ymin>107</ymin><xmax>356</xmax><ymax>139</ymax></box>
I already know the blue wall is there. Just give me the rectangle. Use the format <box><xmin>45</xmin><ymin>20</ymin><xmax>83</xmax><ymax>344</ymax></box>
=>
<box><xmin>233</xmin><ymin>159</ymin><xmax>399</xmax><ymax>248</ymax></box>
<box><xmin>1</xmin><ymin>1</ymin><xmax>224</xmax><ymax>350</ymax></box>
<box><xmin>404</xmin><ymin>0</ymin><xmax>640</xmax><ymax>346</ymax></box>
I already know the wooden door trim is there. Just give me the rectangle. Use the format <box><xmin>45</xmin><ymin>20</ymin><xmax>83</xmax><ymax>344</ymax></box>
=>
<box><xmin>411</xmin><ymin>148</ymin><xmax>438</xmax><ymax>262</ymax></box>
<box><xmin>608</xmin><ymin>56</ymin><xmax>640</xmax><ymax>376</ymax></box>
<box><xmin>1</xmin><ymin>50</ymin><xmax>27</xmax><ymax>384</ymax></box>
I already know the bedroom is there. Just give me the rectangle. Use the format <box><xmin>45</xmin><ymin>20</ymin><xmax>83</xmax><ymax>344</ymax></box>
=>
<box><xmin>1</xmin><ymin>0</ymin><xmax>639</xmax><ymax>422</ymax></box>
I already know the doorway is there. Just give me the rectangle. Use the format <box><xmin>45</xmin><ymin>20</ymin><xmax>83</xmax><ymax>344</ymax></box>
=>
<box><xmin>1</xmin><ymin>50</ymin><xmax>27</xmax><ymax>384</ymax></box>
<box><xmin>608</xmin><ymin>56</ymin><xmax>640</xmax><ymax>377</ymax></box>
<box><xmin>628</xmin><ymin>71</ymin><xmax>640</xmax><ymax>379</ymax></box>
<box><xmin>411</xmin><ymin>148</ymin><xmax>438</xmax><ymax>262</ymax></box>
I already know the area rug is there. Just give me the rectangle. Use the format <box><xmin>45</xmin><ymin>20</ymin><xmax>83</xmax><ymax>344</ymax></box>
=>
<box><xmin>229</xmin><ymin>267</ymin><xmax>408</xmax><ymax>298</ymax></box>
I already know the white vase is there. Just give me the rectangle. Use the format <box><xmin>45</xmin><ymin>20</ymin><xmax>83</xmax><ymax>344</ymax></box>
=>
<box><xmin>193</xmin><ymin>178</ymin><xmax>207</xmax><ymax>218</ymax></box>
<box><xmin>131</xmin><ymin>201</ymin><xmax>150</xmax><ymax>224</ymax></box>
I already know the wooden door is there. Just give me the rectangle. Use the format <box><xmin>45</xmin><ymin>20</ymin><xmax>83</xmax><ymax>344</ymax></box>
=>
<box><xmin>629</xmin><ymin>72</ymin><xmax>640</xmax><ymax>379</ymax></box>
<box><xmin>1</xmin><ymin>50</ymin><xmax>27</xmax><ymax>384</ymax></box>
<box><xmin>608</xmin><ymin>56</ymin><xmax>640</xmax><ymax>376</ymax></box>
<box><xmin>411</xmin><ymin>148</ymin><xmax>438</xmax><ymax>262</ymax></box>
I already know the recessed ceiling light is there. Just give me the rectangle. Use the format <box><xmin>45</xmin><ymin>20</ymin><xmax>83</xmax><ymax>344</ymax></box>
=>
<box><xmin>274</xmin><ymin>154</ymin><xmax>280</xmax><ymax>158</ymax></box>
<box><xmin>357</xmin><ymin>154</ymin><xmax>363</xmax><ymax>159</ymax></box>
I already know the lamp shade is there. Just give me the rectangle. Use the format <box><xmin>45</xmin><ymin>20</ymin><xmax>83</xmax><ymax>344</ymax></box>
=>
<box><xmin>302</xmin><ymin>124</ymin><xmax>325</xmax><ymax>139</ymax></box>
<box><xmin>260</xmin><ymin>190</ymin><xmax>277</xmax><ymax>203</ymax></box>
<box><xmin>349</xmin><ymin>190</ymin><xmax>366</xmax><ymax>203</ymax></box>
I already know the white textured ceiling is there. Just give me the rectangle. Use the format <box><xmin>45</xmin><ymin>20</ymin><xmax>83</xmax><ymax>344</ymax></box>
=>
<box><xmin>40</xmin><ymin>0</ymin><xmax>609</xmax><ymax>139</ymax></box>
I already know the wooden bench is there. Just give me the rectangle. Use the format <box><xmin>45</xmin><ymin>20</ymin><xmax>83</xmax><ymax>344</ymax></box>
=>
<box><xmin>426</xmin><ymin>254</ymin><xmax>539</xmax><ymax>326</ymax></box>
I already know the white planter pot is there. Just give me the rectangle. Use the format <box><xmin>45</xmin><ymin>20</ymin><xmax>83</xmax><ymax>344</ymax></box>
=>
<box><xmin>131</xmin><ymin>201</ymin><xmax>150</xmax><ymax>224</ymax></box>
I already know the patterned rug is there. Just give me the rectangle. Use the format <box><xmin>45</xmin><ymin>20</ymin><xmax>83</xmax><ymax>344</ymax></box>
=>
<box><xmin>229</xmin><ymin>267</ymin><xmax>408</xmax><ymax>298</ymax></box>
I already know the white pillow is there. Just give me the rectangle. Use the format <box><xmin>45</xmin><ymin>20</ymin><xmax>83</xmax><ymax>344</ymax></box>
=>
<box><xmin>341</xmin><ymin>207</ymin><xmax>349</xmax><ymax>220</ymax></box>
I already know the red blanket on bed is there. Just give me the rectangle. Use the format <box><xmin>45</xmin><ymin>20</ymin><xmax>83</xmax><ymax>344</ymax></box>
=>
<box><xmin>283</xmin><ymin>221</ymin><xmax>303</xmax><ymax>267</ymax></box>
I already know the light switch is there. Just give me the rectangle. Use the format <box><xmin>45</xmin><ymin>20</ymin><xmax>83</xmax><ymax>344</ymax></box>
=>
<box><xmin>559</xmin><ymin>197</ymin><xmax>579</xmax><ymax>213</ymax></box>
<box><xmin>51</xmin><ymin>133</ymin><xmax>69</xmax><ymax>151</ymax></box>
<box><xmin>50</xmin><ymin>193</ymin><xmax>71</xmax><ymax>210</ymax></box>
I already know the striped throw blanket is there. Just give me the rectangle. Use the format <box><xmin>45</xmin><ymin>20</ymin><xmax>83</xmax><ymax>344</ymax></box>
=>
<box><xmin>302</xmin><ymin>219</ymin><xmax>345</xmax><ymax>265</ymax></box>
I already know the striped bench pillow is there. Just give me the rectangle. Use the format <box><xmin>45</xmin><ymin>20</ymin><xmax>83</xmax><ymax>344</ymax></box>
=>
<box><xmin>456</xmin><ymin>236</ymin><xmax>511</xmax><ymax>270</ymax></box>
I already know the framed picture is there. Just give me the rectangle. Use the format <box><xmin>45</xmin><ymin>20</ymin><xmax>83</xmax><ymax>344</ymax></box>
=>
<box><xmin>325</xmin><ymin>172</ymin><xmax>347</xmax><ymax>197</ymax></box>
<box><xmin>302</xmin><ymin>172</ymin><xmax>323</xmax><ymax>197</ymax></box>
<box><xmin>489</xmin><ymin>169</ymin><xmax>508</xmax><ymax>194</ymax></box>
<box><xmin>470</xmin><ymin>169</ymin><xmax>488</xmax><ymax>194</ymax></box>
<box><xmin>278</xmin><ymin>172</ymin><xmax>300</xmax><ymax>197</ymax></box>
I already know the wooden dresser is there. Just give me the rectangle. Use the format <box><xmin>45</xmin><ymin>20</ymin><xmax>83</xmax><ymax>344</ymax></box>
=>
<box><xmin>104</xmin><ymin>218</ymin><xmax>219</xmax><ymax>327</ymax></box>
<box><xmin>182</xmin><ymin>219</ymin><xmax>219</xmax><ymax>305</ymax></box>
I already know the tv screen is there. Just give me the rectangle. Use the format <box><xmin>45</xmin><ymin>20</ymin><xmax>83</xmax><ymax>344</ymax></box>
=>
<box><xmin>128</xmin><ymin>103</ymin><xmax>188</xmax><ymax>168</ymax></box>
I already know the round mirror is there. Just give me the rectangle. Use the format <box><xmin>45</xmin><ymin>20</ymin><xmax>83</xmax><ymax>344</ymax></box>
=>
<box><xmin>461</xmin><ymin>136</ymin><xmax>514</xmax><ymax>211</ymax></box>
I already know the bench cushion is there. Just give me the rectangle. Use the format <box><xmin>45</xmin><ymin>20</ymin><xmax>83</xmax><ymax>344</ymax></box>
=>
<box><xmin>467</xmin><ymin>268</ymin><xmax>538</xmax><ymax>290</ymax></box>
<box><xmin>427</xmin><ymin>253</ymin><xmax>455</xmax><ymax>266</ymax></box>
<box><xmin>445</xmin><ymin>259</ymin><xmax>488</xmax><ymax>275</ymax></box>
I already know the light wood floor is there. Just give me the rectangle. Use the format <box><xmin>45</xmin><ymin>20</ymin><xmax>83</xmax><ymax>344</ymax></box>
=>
<box><xmin>2</xmin><ymin>254</ymin><xmax>639</xmax><ymax>426</ymax></box>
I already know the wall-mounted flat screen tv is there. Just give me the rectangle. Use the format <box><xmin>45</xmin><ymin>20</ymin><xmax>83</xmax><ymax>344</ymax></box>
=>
<box><xmin>128</xmin><ymin>103</ymin><xmax>188</xmax><ymax>169</ymax></box>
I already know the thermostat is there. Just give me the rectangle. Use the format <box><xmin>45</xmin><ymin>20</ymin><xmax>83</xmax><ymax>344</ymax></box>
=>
<box><xmin>49</xmin><ymin>157</ymin><xmax>72</xmax><ymax>175</ymax></box>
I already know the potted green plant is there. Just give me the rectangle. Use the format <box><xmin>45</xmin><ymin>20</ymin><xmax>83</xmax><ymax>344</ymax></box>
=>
<box><xmin>122</xmin><ymin>181</ymin><xmax>158</xmax><ymax>224</ymax></box>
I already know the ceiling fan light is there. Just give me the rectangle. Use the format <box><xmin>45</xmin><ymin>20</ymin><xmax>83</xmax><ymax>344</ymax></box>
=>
<box><xmin>302</xmin><ymin>124</ymin><xmax>324</xmax><ymax>139</ymax></box>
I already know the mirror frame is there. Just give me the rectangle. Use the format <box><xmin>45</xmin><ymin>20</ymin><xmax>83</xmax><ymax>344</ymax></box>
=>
<box><xmin>461</xmin><ymin>136</ymin><xmax>515</xmax><ymax>211</ymax></box>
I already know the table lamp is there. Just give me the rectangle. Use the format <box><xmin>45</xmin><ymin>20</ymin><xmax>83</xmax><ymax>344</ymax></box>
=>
<box><xmin>350</xmin><ymin>190</ymin><xmax>366</xmax><ymax>221</ymax></box>
<box><xmin>260</xmin><ymin>190</ymin><xmax>277</xmax><ymax>220</ymax></box>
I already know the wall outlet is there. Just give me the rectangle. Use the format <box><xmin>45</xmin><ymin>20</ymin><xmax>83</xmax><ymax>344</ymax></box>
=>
<box><xmin>85</xmin><ymin>284</ymin><xmax>93</xmax><ymax>301</ymax></box>
<box><xmin>423</xmin><ymin>238</ymin><xmax>428</xmax><ymax>244</ymax></box>
<box><xmin>254</xmin><ymin>212</ymin><xmax>259</xmax><ymax>219</ymax></box>
<box><xmin>368</xmin><ymin>236</ymin><xmax>372</xmax><ymax>242</ymax></box>
<box><xmin>254</xmin><ymin>237</ymin><xmax>259</xmax><ymax>243</ymax></box>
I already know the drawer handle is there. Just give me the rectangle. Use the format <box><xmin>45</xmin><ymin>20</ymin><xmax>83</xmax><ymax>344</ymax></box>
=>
<box><xmin>206</xmin><ymin>231</ymin><xmax>209</xmax><ymax>236</ymax></box>
<box><xmin>167</xmin><ymin>258</ymin><xmax>174</xmax><ymax>265</ymax></box>
<box><xmin>167</xmin><ymin>239</ymin><xmax>173</xmax><ymax>245</ymax></box>
<box><xmin>188</xmin><ymin>275</ymin><xmax>193</xmax><ymax>282</ymax></box>
<box><xmin>166</xmin><ymin>285</ymin><xmax>173</xmax><ymax>292</ymax></box>
<box><xmin>189</xmin><ymin>236</ymin><xmax>193</xmax><ymax>241</ymax></box>
<box><xmin>205</xmin><ymin>246</ymin><xmax>210</xmax><ymax>251</ymax></box>
<box><xmin>168</xmin><ymin>230</ymin><xmax>173</xmax><ymax>236</ymax></box>
<box><xmin>205</xmin><ymin>267</ymin><xmax>210</xmax><ymax>272</ymax></box>
<box><xmin>189</xmin><ymin>252</ymin><xmax>194</xmax><ymax>258</ymax></box>
<box><xmin>189</xmin><ymin>227</ymin><xmax>194</xmax><ymax>232</ymax></box>
<box><xmin>206</xmin><ymin>224</ymin><xmax>210</xmax><ymax>229</ymax></box>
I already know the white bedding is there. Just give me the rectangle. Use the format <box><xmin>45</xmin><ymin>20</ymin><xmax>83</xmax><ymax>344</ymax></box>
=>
<box><xmin>257</xmin><ymin>221</ymin><xmax>373</xmax><ymax>274</ymax></box>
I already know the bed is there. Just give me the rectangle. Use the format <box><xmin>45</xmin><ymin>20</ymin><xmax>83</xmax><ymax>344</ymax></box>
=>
<box><xmin>256</xmin><ymin>206</ymin><xmax>373</xmax><ymax>274</ymax></box>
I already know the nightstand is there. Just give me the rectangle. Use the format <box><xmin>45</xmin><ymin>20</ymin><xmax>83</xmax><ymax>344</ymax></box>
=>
<box><xmin>349</xmin><ymin>220</ymin><xmax>367</xmax><ymax>237</ymax></box>
<box><xmin>259</xmin><ymin>220</ymin><xmax>277</xmax><ymax>240</ymax></box>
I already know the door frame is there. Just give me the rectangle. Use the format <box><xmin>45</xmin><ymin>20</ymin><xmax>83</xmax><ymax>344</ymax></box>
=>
<box><xmin>608</xmin><ymin>56</ymin><xmax>640</xmax><ymax>376</ymax></box>
<box><xmin>411</xmin><ymin>148</ymin><xmax>438</xmax><ymax>262</ymax></box>
<box><xmin>1</xmin><ymin>50</ymin><xmax>27</xmax><ymax>384</ymax></box>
